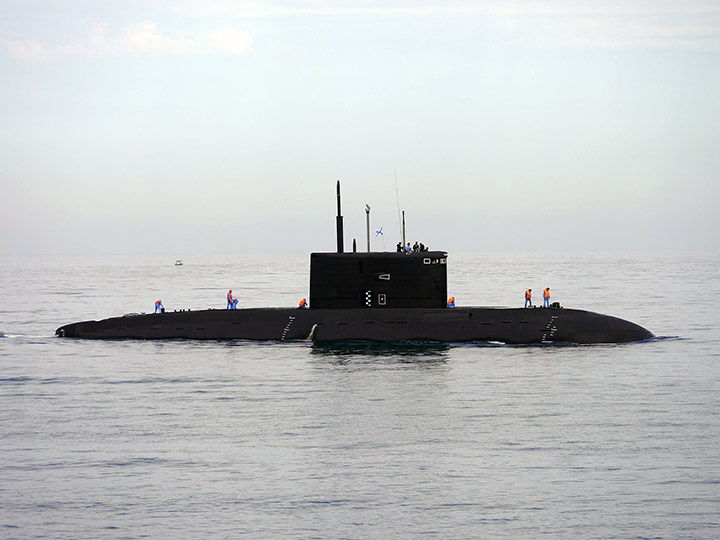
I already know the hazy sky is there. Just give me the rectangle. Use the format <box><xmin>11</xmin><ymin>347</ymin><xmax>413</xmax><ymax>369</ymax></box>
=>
<box><xmin>1</xmin><ymin>0</ymin><xmax>719</xmax><ymax>255</ymax></box>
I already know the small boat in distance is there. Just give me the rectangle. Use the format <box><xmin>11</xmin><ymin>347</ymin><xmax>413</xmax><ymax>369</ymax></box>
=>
<box><xmin>56</xmin><ymin>182</ymin><xmax>653</xmax><ymax>344</ymax></box>
<box><xmin>175</xmin><ymin>260</ymin><xmax>183</xmax><ymax>266</ymax></box>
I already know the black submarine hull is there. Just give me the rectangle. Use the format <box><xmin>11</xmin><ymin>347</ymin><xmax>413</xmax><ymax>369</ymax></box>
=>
<box><xmin>55</xmin><ymin>306</ymin><xmax>653</xmax><ymax>344</ymax></box>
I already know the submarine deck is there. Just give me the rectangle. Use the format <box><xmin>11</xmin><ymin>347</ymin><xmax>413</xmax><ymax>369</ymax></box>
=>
<box><xmin>56</xmin><ymin>306</ymin><xmax>653</xmax><ymax>344</ymax></box>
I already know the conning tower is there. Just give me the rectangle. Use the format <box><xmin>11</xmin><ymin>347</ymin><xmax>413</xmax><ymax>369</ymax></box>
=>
<box><xmin>309</xmin><ymin>182</ymin><xmax>448</xmax><ymax>309</ymax></box>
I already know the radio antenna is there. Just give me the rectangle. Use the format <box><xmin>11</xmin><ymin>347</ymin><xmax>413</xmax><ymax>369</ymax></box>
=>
<box><xmin>394</xmin><ymin>169</ymin><xmax>402</xmax><ymax>243</ymax></box>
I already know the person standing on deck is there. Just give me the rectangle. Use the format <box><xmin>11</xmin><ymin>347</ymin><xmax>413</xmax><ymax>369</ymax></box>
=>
<box><xmin>227</xmin><ymin>290</ymin><xmax>238</xmax><ymax>310</ymax></box>
<box><xmin>543</xmin><ymin>288</ymin><xmax>551</xmax><ymax>308</ymax></box>
<box><xmin>525</xmin><ymin>289</ymin><xmax>532</xmax><ymax>308</ymax></box>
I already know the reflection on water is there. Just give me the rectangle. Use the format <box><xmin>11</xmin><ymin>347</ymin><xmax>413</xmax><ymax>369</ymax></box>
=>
<box><xmin>310</xmin><ymin>341</ymin><xmax>451</xmax><ymax>362</ymax></box>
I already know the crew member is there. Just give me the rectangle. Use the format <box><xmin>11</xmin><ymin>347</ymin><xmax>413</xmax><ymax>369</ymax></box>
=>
<box><xmin>227</xmin><ymin>290</ymin><xmax>238</xmax><ymax>310</ymax></box>
<box><xmin>299</xmin><ymin>298</ymin><xmax>308</xmax><ymax>309</ymax></box>
<box><xmin>543</xmin><ymin>287</ymin><xmax>550</xmax><ymax>308</ymax></box>
<box><xmin>525</xmin><ymin>289</ymin><xmax>532</xmax><ymax>308</ymax></box>
<box><xmin>447</xmin><ymin>296</ymin><xmax>455</xmax><ymax>308</ymax></box>
<box><xmin>154</xmin><ymin>300</ymin><xmax>164</xmax><ymax>313</ymax></box>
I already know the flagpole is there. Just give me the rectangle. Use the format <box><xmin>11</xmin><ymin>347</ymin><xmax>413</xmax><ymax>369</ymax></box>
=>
<box><xmin>365</xmin><ymin>205</ymin><xmax>371</xmax><ymax>253</ymax></box>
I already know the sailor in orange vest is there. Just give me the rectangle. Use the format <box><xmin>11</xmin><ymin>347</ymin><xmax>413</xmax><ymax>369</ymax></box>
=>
<box><xmin>154</xmin><ymin>300</ymin><xmax>164</xmax><ymax>313</ymax></box>
<box><xmin>543</xmin><ymin>287</ymin><xmax>550</xmax><ymax>308</ymax></box>
<box><xmin>227</xmin><ymin>290</ymin><xmax>238</xmax><ymax>310</ymax></box>
<box><xmin>524</xmin><ymin>289</ymin><xmax>532</xmax><ymax>308</ymax></box>
<box><xmin>298</xmin><ymin>298</ymin><xmax>308</xmax><ymax>309</ymax></box>
<box><xmin>447</xmin><ymin>296</ymin><xmax>455</xmax><ymax>308</ymax></box>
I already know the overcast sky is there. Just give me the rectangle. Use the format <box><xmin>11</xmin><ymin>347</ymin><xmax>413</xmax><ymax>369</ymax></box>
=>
<box><xmin>1</xmin><ymin>0</ymin><xmax>718</xmax><ymax>255</ymax></box>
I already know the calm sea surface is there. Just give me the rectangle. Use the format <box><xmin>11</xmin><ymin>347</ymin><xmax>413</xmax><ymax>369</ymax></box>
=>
<box><xmin>1</xmin><ymin>252</ymin><xmax>718</xmax><ymax>539</ymax></box>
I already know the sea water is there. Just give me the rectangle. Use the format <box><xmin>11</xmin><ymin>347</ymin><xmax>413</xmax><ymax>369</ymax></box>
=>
<box><xmin>1</xmin><ymin>252</ymin><xmax>718</xmax><ymax>539</ymax></box>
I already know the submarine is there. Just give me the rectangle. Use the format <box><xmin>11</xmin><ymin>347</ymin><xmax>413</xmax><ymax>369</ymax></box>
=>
<box><xmin>56</xmin><ymin>182</ymin><xmax>653</xmax><ymax>344</ymax></box>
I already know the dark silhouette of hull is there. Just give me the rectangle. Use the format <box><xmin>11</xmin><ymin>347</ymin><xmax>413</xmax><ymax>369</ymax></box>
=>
<box><xmin>56</xmin><ymin>306</ymin><xmax>653</xmax><ymax>344</ymax></box>
<box><xmin>55</xmin><ymin>182</ymin><xmax>654</xmax><ymax>345</ymax></box>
